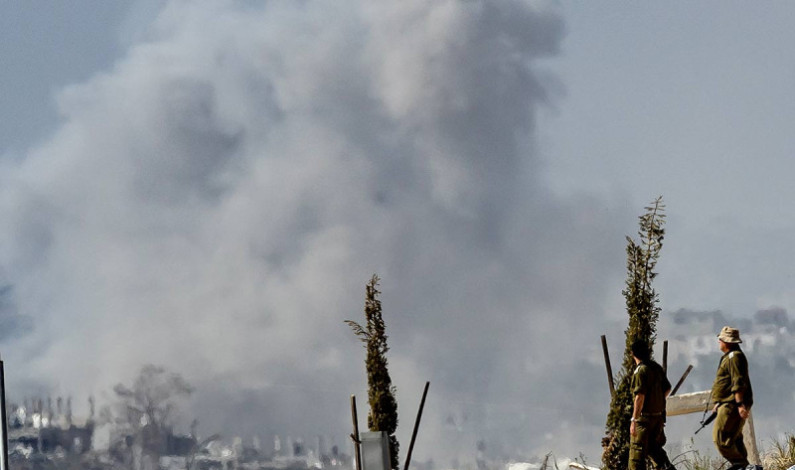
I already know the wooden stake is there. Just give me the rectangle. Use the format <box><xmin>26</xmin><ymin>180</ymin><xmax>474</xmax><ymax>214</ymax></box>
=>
<box><xmin>745</xmin><ymin>410</ymin><xmax>761</xmax><ymax>465</ymax></box>
<box><xmin>670</xmin><ymin>364</ymin><xmax>693</xmax><ymax>396</ymax></box>
<box><xmin>404</xmin><ymin>382</ymin><xmax>430</xmax><ymax>470</ymax></box>
<box><xmin>350</xmin><ymin>395</ymin><xmax>362</xmax><ymax>470</ymax></box>
<box><xmin>601</xmin><ymin>335</ymin><xmax>615</xmax><ymax>398</ymax></box>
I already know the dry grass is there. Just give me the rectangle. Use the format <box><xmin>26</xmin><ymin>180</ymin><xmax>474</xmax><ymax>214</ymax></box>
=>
<box><xmin>673</xmin><ymin>434</ymin><xmax>795</xmax><ymax>470</ymax></box>
<box><xmin>761</xmin><ymin>434</ymin><xmax>795</xmax><ymax>470</ymax></box>
<box><xmin>674</xmin><ymin>449</ymin><xmax>725</xmax><ymax>470</ymax></box>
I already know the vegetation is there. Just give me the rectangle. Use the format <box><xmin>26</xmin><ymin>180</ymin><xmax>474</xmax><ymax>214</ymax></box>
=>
<box><xmin>673</xmin><ymin>442</ymin><xmax>725</xmax><ymax>470</ymax></box>
<box><xmin>677</xmin><ymin>452</ymin><xmax>725</xmax><ymax>470</ymax></box>
<box><xmin>113</xmin><ymin>364</ymin><xmax>194</xmax><ymax>460</ymax></box>
<box><xmin>762</xmin><ymin>433</ymin><xmax>795</xmax><ymax>470</ymax></box>
<box><xmin>602</xmin><ymin>197</ymin><xmax>666</xmax><ymax>470</ymax></box>
<box><xmin>346</xmin><ymin>275</ymin><xmax>400</xmax><ymax>470</ymax></box>
<box><xmin>540</xmin><ymin>452</ymin><xmax>559</xmax><ymax>470</ymax></box>
<box><xmin>672</xmin><ymin>434</ymin><xmax>795</xmax><ymax>470</ymax></box>
<box><xmin>113</xmin><ymin>364</ymin><xmax>194</xmax><ymax>429</ymax></box>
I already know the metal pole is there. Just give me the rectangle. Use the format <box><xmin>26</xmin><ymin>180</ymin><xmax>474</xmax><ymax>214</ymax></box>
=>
<box><xmin>670</xmin><ymin>364</ymin><xmax>693</xmax><ymax>396</ymax></box>
<box><xmin>403</xmin><ymin>382</ymin><xmax>430</xmax><ymax>470</ymax></box>
<box><xmin>350</xmin><ymin>395</ymin><xmax>362</xmax><ymax>470</ymax></box>
<box><xmin>601</xmin><ymin>335</ymin><xmax>615</xmax><ymax>398</ymax></box>
<box><xmin>662</xmin><ymin>340</ymin><xmax>668</xmax><ymax>375</ymax></box>
<box><xmin>0</xmin><ymin>356</ymin><xmax>9</xmax><ymax>470</ymax></box>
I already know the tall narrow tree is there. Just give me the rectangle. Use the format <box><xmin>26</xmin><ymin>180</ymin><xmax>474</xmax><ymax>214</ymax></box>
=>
<box><xmin>602</xmin><ymin>197</ymin><xmax>666</xmax><ymax>470</ymax></box>
<box><xmin>346</xmin><ymin>275</ymin><xmax>400</xmax><ymax>470</ymax></box>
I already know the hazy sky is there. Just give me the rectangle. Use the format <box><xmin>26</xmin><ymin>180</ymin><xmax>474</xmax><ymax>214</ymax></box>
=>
<box><xmin>1</xmin><ymin>0</ymin><xmax>793</xmax><ymax>464</ymax></box>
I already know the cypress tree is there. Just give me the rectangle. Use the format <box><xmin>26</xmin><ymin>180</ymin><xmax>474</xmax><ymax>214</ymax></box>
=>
<box><xmin>602</xmin><ymin>197</ymin><xmax>666</xmax><ymax>470</ymax></box>
<box><xmin>346</xmin><ymin>275</ymin><xmax>400</xmax><ymax>470</ymax></box>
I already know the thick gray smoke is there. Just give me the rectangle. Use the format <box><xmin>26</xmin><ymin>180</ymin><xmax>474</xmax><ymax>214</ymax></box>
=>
<box><xmin>0</xmin><ymin>0</ymin><xmax>629</xmax><ymax>463</ymax></box>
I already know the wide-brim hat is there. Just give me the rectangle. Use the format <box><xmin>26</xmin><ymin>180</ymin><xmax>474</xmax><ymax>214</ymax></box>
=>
<box><xmin>717</xmin><ymin>326</ymin><xmax>742</xmax><ymax>343</ymax></box>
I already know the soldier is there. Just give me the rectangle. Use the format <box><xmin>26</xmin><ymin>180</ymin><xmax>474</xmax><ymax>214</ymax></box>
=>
<box><xmin>629</xmin><ymin>339</ymin><xmax>673</xmax><ymax>470</ymax></box>
<box><xmin>711</xmin><ymin>326</ymin><xmax>754</xmax><ymax>470</ymax></box>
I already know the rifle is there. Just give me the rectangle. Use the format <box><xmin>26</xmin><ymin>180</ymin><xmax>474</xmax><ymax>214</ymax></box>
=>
<box><xmin>695</xmin><ymin>386</ymin><xmax>717</xmax><ymax>436</ymax></box>
<box><xmin>695</xmin><ymin>410</ymin><xmax>717</xmax><ymax>434</ymax></box>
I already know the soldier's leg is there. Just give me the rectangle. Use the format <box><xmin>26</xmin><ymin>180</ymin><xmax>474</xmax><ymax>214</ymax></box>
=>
<box><xmin>629</xmin><ymin>422</ymin><xmax>650</xmax><ymax>470</ymax></box>
<box><xmin>734</xmin><ymin>418</ymin><xmax>748</xmax><ymax>463</ymax></box>
<box><xmin>648</xmin><ymin>421</ymin><xmax>673</xmax><ymax>470</ymax></box>
<box><xmin>713</xmin><ymin>405</ymin><xmax>749</xmax><ymax>467</ymax></box>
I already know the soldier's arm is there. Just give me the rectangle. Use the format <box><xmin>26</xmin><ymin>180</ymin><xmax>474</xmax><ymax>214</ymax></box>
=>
<box><xmin>630</xmin><ymin>392</ymin><xmax>644</xmax><ymax>436</ymax></box>
<box><xmin>630</xmin><ymin>364</ymin><xmax>646</xmax><ymax>435</ymax></box>
<box><xmin>734</xmin><ymin>391</ymin><xmax>745</xmax><ymax>405</ymax></box>
<box><xmin>729</xmin><ymin>354</ymin><xmax>751</xmax><ymax>417</ymax></box>
<box><xmin>735</xmin><ymin>390</ymin><xmax>749</xmax><ymax>418</ymax></box>
<box><xmin>632</xmin><ymin>393</ymin><xmax>645</xmax><ymax>421</ymax></box>
<box><xmin>728</xmin><ymin>354</ymin><xmax>750</xmax><ymax>398</ymax></box>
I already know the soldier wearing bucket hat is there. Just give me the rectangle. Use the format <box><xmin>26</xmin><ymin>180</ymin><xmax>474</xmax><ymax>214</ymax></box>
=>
<box><xmin>711</xmin><ymin>326</ymin><xmax>754</xmax><ymax>470</ymax></box>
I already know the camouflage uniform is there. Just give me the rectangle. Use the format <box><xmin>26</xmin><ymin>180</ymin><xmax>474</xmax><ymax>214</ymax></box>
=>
<box><xmin>711</xmin><ymin>348</ymin><xmax>753</xmax><ymax>468</ymax></box>
<box><xmin>629</xmin><ymin>360</ymin><xmax>673</xmax><ymax>470</ymax></box>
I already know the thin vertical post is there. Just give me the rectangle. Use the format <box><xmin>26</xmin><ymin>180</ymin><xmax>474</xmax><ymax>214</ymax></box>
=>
<box><xmin>601</xmin><ymin>335</ymin><xmax>615</xmax><ymax>398</ymax></box>
<box><xmin>0</xmin><ymin>356</ymin><xmax>8</xmax><ymax>470</ymax></box>
<box><xmin>350</xmin><ymin>395</ymin><xmax>362</xmax><ymax>470</ymax></box>
<box><xmin>662</xmin><ymin>340</ymin><xmax>668</xmax><ymax>375</ymax></box>
<box><xmin>404</xmin><ymin>382</ymin><xmax>430</xmax><ymax>470</ymax></box>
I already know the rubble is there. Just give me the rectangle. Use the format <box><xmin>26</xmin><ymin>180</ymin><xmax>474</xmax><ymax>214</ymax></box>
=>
<box><xmin>5</xmin><ymin>396</ymin><xmax>352</xmax><ymax>470</ymax></box>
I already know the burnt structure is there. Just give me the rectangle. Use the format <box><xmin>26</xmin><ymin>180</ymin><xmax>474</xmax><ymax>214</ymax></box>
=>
<box><xmin>7</xmin><ymin>397</ymin><xmax>94</xmax><ymax>457</ymax></box>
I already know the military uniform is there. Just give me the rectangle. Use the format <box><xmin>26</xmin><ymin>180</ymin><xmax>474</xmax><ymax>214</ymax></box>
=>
<box><xmin>712</xmin><ymin>347</ymin><xmax>753</xmax><ymax>468</ymax></box>
<box><xmin>629</xmin><ymin>360</ymin><xmax>673</xmax><ymax>470</ymax></box>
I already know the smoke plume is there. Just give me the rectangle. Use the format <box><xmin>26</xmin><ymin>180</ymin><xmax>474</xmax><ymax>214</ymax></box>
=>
<box><xmin>0</xmin><ymin>0</ymin><xmax>629</xmax><ymax>462</ymax></box>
